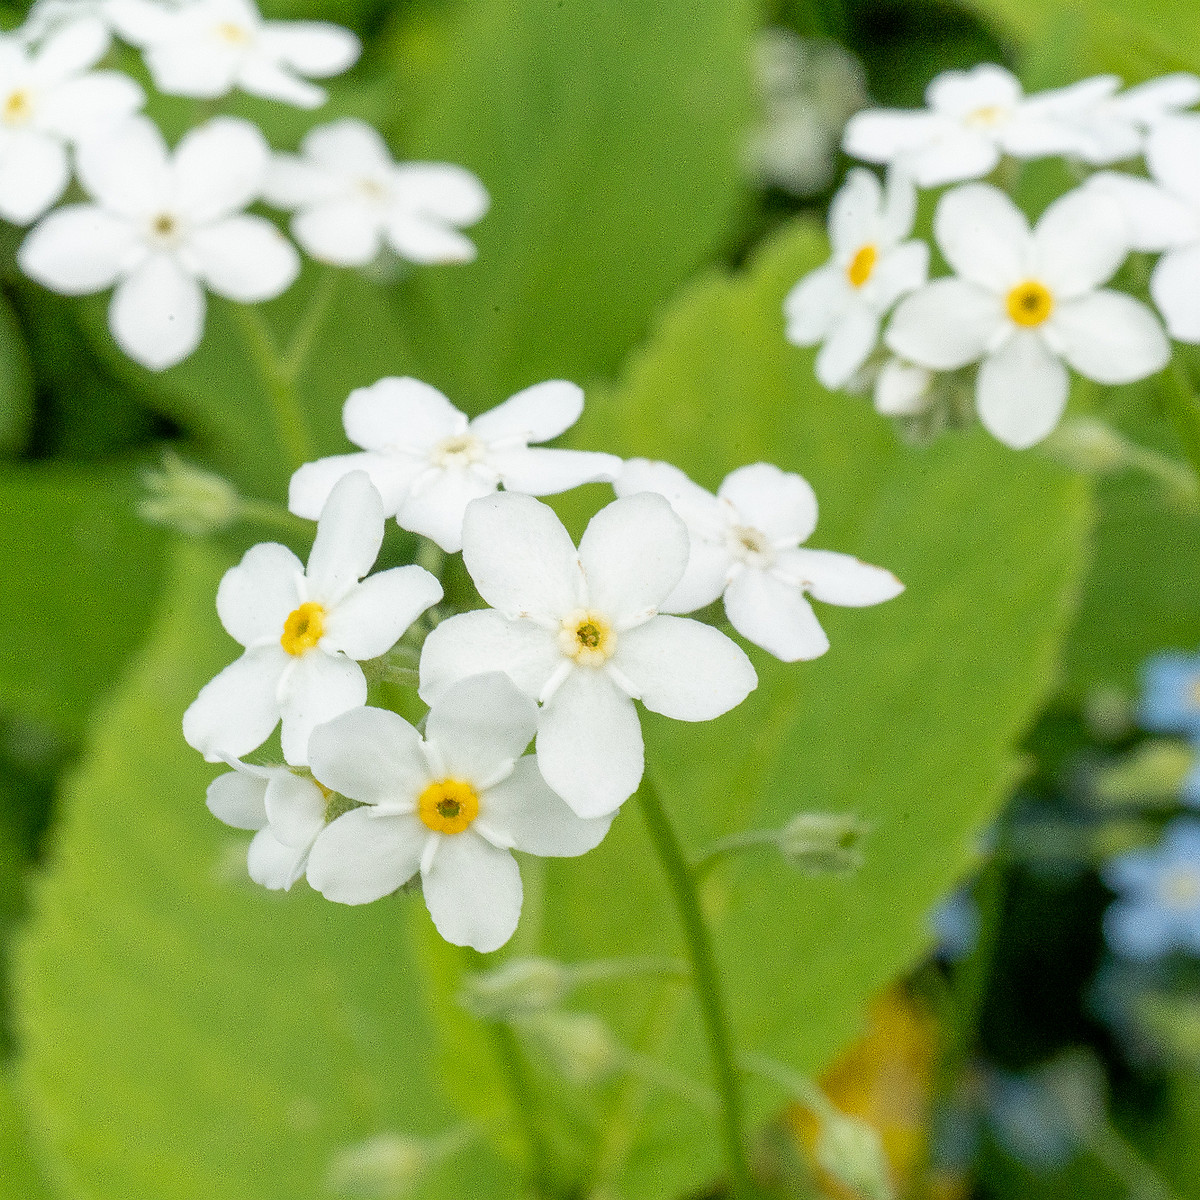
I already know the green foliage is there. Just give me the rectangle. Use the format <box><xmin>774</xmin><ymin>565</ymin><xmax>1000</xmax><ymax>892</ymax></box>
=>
<box><xmin>0</xmin><ymin>289</ymin><xmax>32</xmax><ymax>456</ymax></box>
<box><xmin>0</xmin><ymin>1070</ymin><xmax>55</xmax><ymax>1200</ymax></box>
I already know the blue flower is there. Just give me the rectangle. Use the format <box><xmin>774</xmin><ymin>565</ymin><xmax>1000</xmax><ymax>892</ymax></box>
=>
<box><xmin>1184</xmin><ymin>758</ymin><xmax>1200</xmax><ymax>808</ymax></box>
<box><xmin>929</xmin><ymin>888</ymin><xmax>980</xmax><ymax>962</ymax></box>
<box><xmin>1139</xmin><ymin>651</ymin><xmax>1200</xmax><ymax>740</ymax></box>
<box><xmin>1102</xmin><ymin>820</ymin><xmax>1200</xmax><ymax>959</ymax></box>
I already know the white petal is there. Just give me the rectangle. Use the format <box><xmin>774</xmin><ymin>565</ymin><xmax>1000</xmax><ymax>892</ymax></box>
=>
<box><xmin>536</xmin><ymin>668</ymin><xmax>643</xmax><ymax>818</ymax></box>
<box><xmin>305</xmin><ymin>471</ymin><xmax>383</xmax><ymax>604</ymax></box>
<box><xmin>718</xmin><ymin>462</ymin><xmax>818</xmax><ymax>545</ymax></box>
<box><xmin>842</xmin><ymin>110</ymin><xmax>940</xmax><ymax>164</ymax></box>
<box><xmin>662</xmin><ymin>537</ymin><xmax>735</xmax><ymax>614</ymax></box>
<box><xmin>885</xmin><ymin>279</ymin><xmax>1001</xmax><ymax>370</ymax></box>
<box><xmin>612</xmin><ymin>615</ymin><xmax>756</xmax><ymax>721</ymax></box>
<box><xmin>865</xmin><ymin>239</ymin><xmax>929</xmax><ymax>310</ymax></box>
<box><xmin>307</xmin><ymin>705</ymin><xmax>428</xmax><ymax>806</ymax></box>
<box><xmin>187</xmin><ymin>214</ymin><xmax>299</xmax><ymax>302</ymax></box>
<box><xmin>36</xmin><ymin>72</ymin><xmax>144</xmax><ymax>143</ymax></box>
<box><xmin>578</xmin><ymin>493</ymin><xmax>688</xmax><ymax>626</ymax></box>
<box><xmin>302</xmin><ymin>118</ymin><xmax>392</xmax><ymax>173</ymax></box>
<box><xmin>469</xmin><ymin>380</ymin><xmax>584</xmax><ymax>444</ymax></box>
<box><xmin>343</xmin><ymin>376</ymin><xmax>461</xmax><ymax>452</ymax></box>
<box><xmin>76</xmin><ymin>115</ymin><xmax>170</xmax><ymax>217</ymax></box>
<box><xmin>263</xmin><ymin>771</ymin><xmax>326</xmax><ymax>848</ymax></box>
<box><xmin>182</xmin><ymin>645</ymin><xmax>286</xmax><ymax>760</ymax></box>
<box><xmin>874</xmin><ymin>358</ymin><xmax>933</xmax><ymax>415</ymax></box>
<box><xmin>106</xmin><ymin>0</ymin><xmax>175</xmax><ymax>46</ymax></box>
<box><xmin>17</xmin><ymin>204</ymin><xmax>137</xmax><ymax>293</ymax></box>
<box><xmin>109</xmin><ymin>254</ymin><xmax>205</xmax><ymax>370</ymax></box>
<box><xmin>490</xmin><ymin>447</ymin><xmax>622</xmax><ymax>496</ymax></box>
<box><xmin>935</xmin><ymin>183</ymin><xmax>1030</xmax><ymax>291</ymax></box>
<box><xmin>215</xmin><ymin>541</ymin><xmax>303</xmax><ymax>648</ymax></box>
<box><xmin>976</xmin><ymin>333</ymin><xmax>1068</xmax><ymax>449</ymax></box>
<box><xmin>288</xmin><ymin>452</ymin><xmax>420</xmax><ymax>520</ymax></box>
<box><xmin>247</xmin><ymin>828</ymin><xmax>308</xmax><ymax>891</ymax></box>
<box><xmin>174</xmin><ymin>117</ymin><xmax>269</xmax><ymax>223</ymax></box>
<box><xmin>418</xmin><ymin>611</ymin><xmax>561</xmax><ymax>706</ymax></box>
<box><xmin>391</xmin><ymin>162</ymin><xmax>489</xmax><ymax>226</ymax></box>
<box><xmin>477</xmin><ymin>757</ymin><xmax>612</xmax><ymax>856</ymax></box>
<box><xmin>278</xmin><ymin>651</ymin><xmax>367</xmax><ymax>766</ymax></box>
<box><xmin>1152</xmin><ymin>243</ymin><xmax>1200</xmax><ymax>342</ymax></box>
<box><xmin>0</xmin><ymin>131</ymin><xmax>68</xmax><ymax>224</ymax></box>
<box><xmin>724</xmin><ymin>569</ymin><xmax>829</xmax><ymax>662</ymax></box>
<box><xmin>927</xmin><ymin>65</ymin><xmax>1023</xmax><ymax>116</ymax></box>
<box><xmin>1087</xmin><ymin>173</ymin><xmax>1200</xmax><ymax>251</ymax></box>
<box><xmin>815</xmin><ymin>303</ymin><xmax>879</xmax><ymax>388</ymax></box>
<box><xmin>615</xmin><ymin>458</ymin><xmax>725</xmax><ymax>531</ymax></box>
<box><xmin>28</xmin><ymin>18</ymin><xmax>108</xmax><ymax>82</ymax></box>
<box><xmin>262</xmin><ymin>154</ymin><xmax>336</xmax><ymax>209</ymax></box>
<box><xmin>425</xmin><ymin>673</ymin><xmax>538</xmax><ymax>782</ymax></box>
<box><xmin>1147</xmin><ymin>118</ymin><xmax>1200</xmax><ymax>206</ymax></box>
<box><xmin>206</xmin><ymin>769</ymin><xmax>268</xmax><ymax>830</ymax></box>
<box><xmin>774</xmin><ymin>548</ymin><xmax>904</xmax><ymax>606</ymax></box>
<box><xmin>307</xmin><ymin>807</ymin><xmax>425</xmax><ymax>904</ymax></box>
<box><xmin>258</xmin><ymin>21</ymin><xmax>360</xmax><ymax>76</ymax></box>
<box><xmin>292</xmin><ymin>199</ymin><xmax>382</xmax><ymax>265</ymax></box>
<box><xmin>1032</xmin><ymin>187</ymin><xmax>1128</xmax><ymax>297</ymax></box>
<box><xmin>461</xmin><ymin>492</ymin><xmax>585</xmax><ymax>622</ymax></box>
<box><xmin>384</xmin><ymin>212</ymin><xmax>478</xmax><ymax>264</ymax></box>
<box><xmin>236</xmin><ymin>54</ymin><xmax>326</xmax><ymax>109</ymax></box>
<box><xmin>396</xmin><ymin>468</ymin><xmax>496</xmax><ymax>553</ymax></box>
<box><xmin>1052</xmin><ymin>291</ymin><xmax>1170</xmax><ymax>383</ymax></box>
<box><xmin>322</xmin><ymin>565</ymin><xmax>442</xmax><ymax>660</ymax></box>
<box><xmin>422</xmin><ymin>831</ymin><xmax>521</xmax><ymax>952</ymax></box>
<box><xmin>907</xmin><ymin>127</ymin><xmax>1000</xmax><ymax>188</ymax></box>
<box><xmin>144</xmin><ymin>39</ymin><xmax>240</xmax><ymax>100</ymax></box>
<box><xmin>828</xmin><ymin>168</ymin><xmax>882</xmax><ymax>255</ymax></box>
<box><xmin>1118</xmin><ymin>74</ymin><xmax>1200</xmax><ymax>123</ymax></box>
<box><xmin>783</xmin><ymin>264</ymin><xmax>847</xmax><ymax>345</ymax></box>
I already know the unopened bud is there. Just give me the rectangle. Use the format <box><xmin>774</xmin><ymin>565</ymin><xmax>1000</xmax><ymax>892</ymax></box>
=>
<box><xmin>458</xmin><ymin>957</ymin><xmax>568</xmax><ymax>1020</ymax></box>
<box><xmin>815</xmin><ymin>1113</ymin><xmax>894</xmax><ymax>1200</ymax></box>
<box><xmin>778</xmin><ymin>812</ymin><xmax>869</xmax><ymax>876</ymax></box>
<box><xmin>139</xmin><ymin>450</ymin><xmax>239</xmax><ymax>537</ymax></box>
<box><xmin>1043</xmin><ymin>418</ymin><xmax>1128</xmax><ymax>474</ymax></box>
<box><xmin>325</xmin><ymin>1133</ymin><xmax>427</xmax><ymax>1198</ymax></box>
<box><xmin>526</xmin><ymin>1011</ymin><xmax>619</xmax><ymax>1084</ymax></box>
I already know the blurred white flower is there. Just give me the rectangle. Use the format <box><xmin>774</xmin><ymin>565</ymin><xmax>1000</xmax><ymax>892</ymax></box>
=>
<box><xmin>873</xmin><ymin>357</ymin><xmax>934</xmax><ymax>416</ymax></box>
<box><xmin>1065</xmin><ymin>74</ymin><xmax>1200</xmax><ymax>165</ymax></box>
<box><xmin>184</xmin><ymin>472</ymin><xmax>443</xmax><ymax>766</ymax></box>
<box><xmin>16</xmin><ymin>0</ymin><xmax>119</xmax><ymax>46</ymax></box>
<box><xmin>264</xmin><ymin>118</ymin><xmax>489</xmax><ymax>266</ymax></box>
<box><xmin>19</xmin><ymin>115</ymin><xmax>299</xmax><ymax>370</ymax></box>
<box><xmin>419</xmin><ymin>492</ymin><xmax>757</xmax><ymax>818</ymax></box>
<box><xmin>784</xmin><ymin>167</ymin><xmax>928</xmax><ymax>388</ymax></box>
<box><xmin>0</xmin><ymin>20</ymin><xmax>142</xmax><ymax>224</ymax></box>
<box><xmin>843</xmin><ymin>65</ymin><xmax>1115</xmax><ymax>187</ymax></box>
<box><xmin>886</xmin><ymin>183</ymin><xmax>1169</xmax><ymax>448</ymax></box>
<box><xmin>306</xmin><ymin>674</ymin><xmax>613</xmax><ymax>952</ymax></box>
<box><xmin>1090</xmin><ymin>116</ymin><xmax>1200</xmax><ymax>342</ymax></box>
<box><xmin>288</xmin><ymin>376</ymin><xmax>621</xmax><ymax>553</ymax></box>
<box><xmin>108</xmin><ymin>0</ymin><xmax>359</xmax><ymax>108</ymax></box>
<box><xmin>615</xmin><ymin>460</ymin><xmax>903</xmax><ymax>662</ymax></box>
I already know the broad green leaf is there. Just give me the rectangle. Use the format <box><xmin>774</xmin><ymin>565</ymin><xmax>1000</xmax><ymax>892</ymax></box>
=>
<box><xmin>0</xmin><ymin>289</ymin><xmax>32</xmax><ymax>456</ymax></box>
<box><xmin>0</xmin><ymin>1070</ymin><xmax>56</xmax><ymax>1200</ymax></box>
<box><xmin>14</xmin><ymin>543</ymin><xmax>521</xmax><ymax>1200</ymax></box>
<box><xmin>393</xmin><ymin>0</ymin><xmax>758</xmax><ymax>408</ymax></box>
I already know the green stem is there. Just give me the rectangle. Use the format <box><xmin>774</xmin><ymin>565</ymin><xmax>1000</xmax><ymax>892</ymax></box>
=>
<box><xmin>569</xmin><ymin>956</ymin><xmax>690</xmax><ymax>988</ymax></box>
<box><xmin>283</xmin><ymin>267</ymin><xmax>339</xmax><ymax>378</ymax></box>
<box><xmin>692</xmin><ymin>829</ymin><xmax>779</xmax><ymax>878</ymax></box>
<box><xmin>236</xmin><ymin>496</ymin><xmax>313</xmax><ymax>537</ymax></box>
<box><xmin>489</xmin><ymin>1022</ymin><xmax>555</xmax><ymax>1197</ymax></box>
<box><xmin>637</xmin><ymin>775</ymin><xmax>755</xmax><ymax>1197</ymax></box>
<box><xmin>1161</xmin><ymin>357</ymin><xmax>1200</xmax><ymax>488</ymax></box>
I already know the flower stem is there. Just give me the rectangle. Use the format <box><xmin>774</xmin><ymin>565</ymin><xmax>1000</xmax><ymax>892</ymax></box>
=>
<box><xmin>489</xmin><ymin>1022</ymin><xmax>555</xmax><ymax>1197</ymax></box>
<box><xmin>1161</xmin><ymin>357</ymin><xmax>1200</xmax><ymax>489</ymax></box>
<box><xmin>283</xmin><ymin>266</ymin><xmax>339</xmax><ymax>378</ymax></box>
<box><xmin>637</xmin><ymin>774</ymin><xmax>756</xmax><ymax>1197</ymax></box>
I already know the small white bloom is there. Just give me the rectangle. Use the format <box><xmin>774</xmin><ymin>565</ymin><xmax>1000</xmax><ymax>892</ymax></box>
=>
<box><xmin>873</xmin><ymin>356</ymin><xmax>934</xmax><ymax>416</ymax></box>
<box><xmin>206</xmin><ymin>757</ymin><xmax>331</xmax><ymax>890</ymax></box>
<box><xmin>288</xmin><ymin>377</ymin><xmax>622</xmax><ymax>553</ymax></box>
<box><xmin>1064</xmin><ymin>74</ymin><xmax>1200</xmax><ymax>165</ymax></box>
<box><xmin>784</xmin><ymin>168</ymin><xmax>928</xmax><ymax>388</ymax></box>
<box><xmin>886</xmin><ymin>183</ymin><xmax>1169</xmax><ymax>448</ymax></box>
<box><xmin>843</xmin><ymin>65</ymin><xmax>1116</xmax><ymax>187</ymax></box>
<box><xmin>263</xmin><ymin>119</ymin><xmax>489</xmax><ymax>267</ymax></box>
<box><xmin>0</xmin><ymin>21</ymin><xmax>142</xmax><ymax>224</ymax></box>
<box><xmin>19</xmin><ymin>115</ymin><xmax>300</xmax><ymax>370</ymax></box>
<box><xmin>419</xmin><ymin>492</ymin><xmax>758</xmax><ymax>818</ymax></box>
<box><xmin>108</xmin><ymin>0</ymin><xmax>359</xmax><ymax>108</ymax></box>
<box><xmin>16</xmin><ymin>0</ymin><xmax>119</xmax><ymax>47</ymax></box>
<box><xmin>306</xmin><ymin>673</ymin><xmax>613</xmax><ymax>952</ymax></box>
<box><xmin>1089</xmin><ymin>117</ymin><xmax>1200</xmax><ymax>342</ymax></box>
<box><xmin>184</xmin><ymin>471</ymin><xmax>443</xmax><ymax>766</ymax></box>
<box><xmin>615</xmin><ymin>460</ymin><xmax>903</xmax><ymax>662</ymax></box>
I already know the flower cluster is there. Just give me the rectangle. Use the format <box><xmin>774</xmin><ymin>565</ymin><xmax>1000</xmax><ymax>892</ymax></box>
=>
<box><xmin>185</xmin><ymin>378</ymin><xmax>904</xmax><ymax>950</ymax></box>
<box><xmin>5</xmin><ymin>0</ymin><xmax>488</xmax><ymax>370</ymax></box>
<box><xmin>786</xmin><ymin>63</ymin><xmax>1200</xmax><ymax>449</ymax></box>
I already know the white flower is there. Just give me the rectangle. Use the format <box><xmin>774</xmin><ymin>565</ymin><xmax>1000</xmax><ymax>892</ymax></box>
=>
<box><xmin>843</xmin><ymin>65</ymin><xmax>1116</xmax><ymax>187</ymax></box>
<box><xmin>107</xmin><ymin>0</ymin><xmax>359</xmax><ymax>108</ymax></box>
<box><xmin>419</xmin><ymin>492</ymin><xmax>757</xmax><ymax>818</ymax></box>
<box><xmin>184</xmin><ymin>471</ymin><xmax>443</xmax><ymax>766</ymax></box>
<box><xmin>874</xmin><ymin>357</ymin><xmax>934</xmax><ymax>416</ymax></box>
<box><xmin>263</xmin><ymin>119</ymin><xmax>489</xmax><ymax>267</ymax></box>
<box><xmin>288</xmin><ymin>377</ymin><xmax>622</xmax><ymax>553</ymax></box>
<box><xmin>16</xmin><ymin>0</ymin><xmax>118</xmax><ymax>47</ymax></box>
<box><xmin>1089</xmin><ymin>117</ymin><xmax>1200</xmax><ymax>343</ymax></box>
<box><xmin>306</xmin><ymin>673</ymin><xmax>613</xmax><ymax>952</ymax></box>
<box><xmin>19</xmin><ymin>115</ymin><xmax>299</xmax><ymax>370</ymax></box>
<box><xmin>885</xmin><ymin>183</ymin><xmax>1169</xmax><ymax>449</ymax></box>
<box><xmin>1065</xmin><ymin>74</ymin><xmax>1200</xmax><ymax>165</ymax></box>
<box><xmin>784</xmin><ymin>167</ymin><xmax>928</xmax><ymax>388</ymax></box>
<box><xmin>615</xmin><ymin>460</ymin><xmax>903</xmax><ymax>662</ymax></box>
<box><xmin>206</xmin><ymin>757</ymin><xmax>332</xmax><ymax>890</ymax></box>
<box><xmin>0</xmin><ymin>21</ymin><xmax>142</xmax><ymax>224</ymax></box>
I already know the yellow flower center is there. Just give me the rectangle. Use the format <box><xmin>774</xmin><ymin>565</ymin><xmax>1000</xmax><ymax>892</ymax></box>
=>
<box><xmin>1160</xmin><ymin>866</ymin><xmax>1200</xmax><ymax>910</ymax></box>
<box><xmin>432</xmin><ymin>432</ymin><xmax>484</xmax><ymax>467</ymax></box>
<box><xmin>846</xmin><ymin>243</ymin><xmax>878</xmax><ymax>289</ymax></box>
<box><xmin>558</xmin><ymin>609</ymin><xmax>616</xmax><ymax>666</ymax></box>
<box><xmin>966</xmin><ymin>104</ymin><xmax>1006</xmax><ymax>128</ymax></box>
<box><xmin>150</xmin><ymin>212</ymin><xmax>180</xmax><ymax>241</ymax></box>
<box><xmin>418</xmin><ymin>778</ymin><xmax>480</xmax><ymax>834</ymax></box>
<box><xmin>1006</xmin><ymin>280</ymin><xmax>1054</xmax><ymax>328</ymax></box>
<box><xmin>2</xmin><ymin>89</ymin><xmax>32</xmax><ymax>126</ymax></box>
<box><xmin>280</xmin><ymin>602</ymin><xmax>326</xmax><ymax>656</ymax></box>
<box><xmin>215</xmin><ymin>21</ymin><xmax>250</xmax><ymax>43</ymax></box>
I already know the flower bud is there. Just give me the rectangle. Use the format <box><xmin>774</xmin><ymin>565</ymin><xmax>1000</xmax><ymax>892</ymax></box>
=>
<box><xmin>778</xmin><ymin>812</ymin><xmax>870</xmax><ymax>875</ymax></box>
<box><xmin>814</xmin><ymin>1112</ymin><xmax>894</xmax><ymax>1200</ymax></box>
<box><xmin>325</xmin><ymin>1133</ymin><xmax>428</xmax><ymax>1198</ymax></box>
<box><xmin>526</xmin><ymin>1011</ymin><xmax>619</xmax><ymax>1084</ymax></box>
<box><xmin>1043</xmin><ymin>417</ymin><xmax>1128</xmax><ymax>474</ymax></box>
<box><xmin>139</xmin><ymin>451</ymin><xmax>239</xmax><ymax>537</ymax></box>
<box><xmin>458</xmin><ymin>957</ymin><xmax>568</xmax><ymax>1020</ymax></box>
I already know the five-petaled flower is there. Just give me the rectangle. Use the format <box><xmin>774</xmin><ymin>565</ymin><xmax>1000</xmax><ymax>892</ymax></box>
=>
<box><xmin>306</xmin><ymin>673</ymin><xmax>613</xmax><ymax>952</ymax></box>
<box><xmin>184</xmin><ymin>471</ymin><xmax>443</xmax><ymax>766</ymax></box>
<box><xmin>419</xmin><ymin>492</ymin><xmax>758</xmax><ymax>818</ymax></box>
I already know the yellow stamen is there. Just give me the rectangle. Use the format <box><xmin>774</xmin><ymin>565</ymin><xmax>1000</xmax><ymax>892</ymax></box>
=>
<box><xmin>2</xmin><ymin>90</ymin><xmax>32</xmax><ymax>125</ymax></box>
<box><xmin>966</xmin><ymin>104</ymin><xmax>1005</xmax><ymax>128</ymax></box>
<box><xmin>846</xmin><ymin>244</ymin><xmax>878</xmax><ymax>289</ymax></box>
<box><xmin>151</xmin><ymin>213</ymin><xmax>178</xmax><ymax>238</ymax></box>
<box><xmin>215</xmin><ymin>21</ymin><xmax>250</xmax><ymax>43</ymax></box>
<box><xmin>418</xmin><ymin>778</ymin><xmax>479</xmax><ymax>835</ymax></box>
<box><xmin>432</xmin><ymin>432</ymin><xmax>484</xmax><ymax>467</ymax></box>
<box><xmin>1006</xmin><ymin>280</ymin><xmax>1054</xmax><ymax>328</ymax></box>
<box><xmin>280</xmin><ymin>602</ymin><xmax>326</xmax><ymax>656</ymax></box>
<box><xmin>1160</xmin><ymin>867</ymin><xmax>1200</xmax><ymax>910</ymax></box>
<box><xmin>557</xmin><ymin>609</ymin><xmax>616</xmax><ymax>666</ymax></box>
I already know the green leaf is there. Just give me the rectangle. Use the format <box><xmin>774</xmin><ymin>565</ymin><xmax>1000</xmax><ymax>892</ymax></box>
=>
<box><xmin>0</xmin><ymin>289</ymin><xmax>32</xmax><ymax>457</ymax></box>
<box><xmin>14</xmin><ymin>543</ymin><xmax>522</xmax><ymax>1200</ymax></box>
<box><xmin>0</xmin><ymin>1070</ymin><xmax>56</xmax><ymax>1200</ymax></box>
